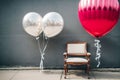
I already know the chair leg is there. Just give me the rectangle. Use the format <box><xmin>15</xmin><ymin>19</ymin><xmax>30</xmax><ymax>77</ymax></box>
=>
<box><xmin>67</xmin><ymin>64</ymin><xmax>68</xmax><ymax>73</ymax></box>
<box><xmin>87</xmin><ymin>64</ymin><xmax>90</xmax><ymax>79</ymax></box>
<box><xmin>87</xmin><ymin>64</ymin><xmax>89</xmax><ymax>74</ymax></box>
<box><xmin>64</xmin><ymin>64</ymin><xmax>67</xmax><ymax>79</ymax></box>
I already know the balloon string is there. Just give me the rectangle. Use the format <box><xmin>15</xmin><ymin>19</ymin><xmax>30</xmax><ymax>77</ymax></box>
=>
<box><xmin>40</xmin><ymin>53</ymin><xmax>44</xmax><ymax>70</ymax></box>
<box><xmin>36</xmin><ymin>34</ymin><xmax>49</xmax><ymax>70</ymax></box>
<box><xmin>36</xmin><ymin>37</ymin><xmax>42</xmax><ymax>54</ymax></box>
<box><xmin>42</xmin><ymin>31</ymin><xmax>49</xmax><ymax>52</ymax></box>
<box><xmin>94</xmin><ymin>39</ymin><xmax>101</xmax><ymax>67</ymax></box>
<box><xmin>36</xmin><ymin>37</ymin><xmax>44</xmax><ymax>70</ymax></box>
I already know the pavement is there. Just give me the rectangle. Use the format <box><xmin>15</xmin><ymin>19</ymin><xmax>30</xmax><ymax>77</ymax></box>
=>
<box><xmin>0</xmin><ymin>69</ymin><xmax>120</xmax><ymax>80</ymax></box>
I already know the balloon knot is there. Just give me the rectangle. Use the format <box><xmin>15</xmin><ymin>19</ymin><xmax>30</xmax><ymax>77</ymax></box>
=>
<box><xmin>36</xmin><ymin>37</ymin><xmax>39</xmax><ymax>40</ymax></box>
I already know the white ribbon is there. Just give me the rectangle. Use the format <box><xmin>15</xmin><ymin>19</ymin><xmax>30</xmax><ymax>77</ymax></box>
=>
<box><xmin>94</xmin><ymin>39</ymin><xmax>101</xmax><ymax>67</ymax></box>
<box><xmin>36</xmin><ymin>35</ymin><xmax>49</xmax><ymax>70</ymax></box>
<box><xmin>40</xmin><ymin>52</ymin><xmax>45</xmax><ymax>70</ymax></box>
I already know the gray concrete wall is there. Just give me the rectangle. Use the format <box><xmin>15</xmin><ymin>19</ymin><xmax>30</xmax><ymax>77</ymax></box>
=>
<box><xmin>0</xmin><ymin>0</ymin><xmax>120</xmax><ymax>68</ymax></box>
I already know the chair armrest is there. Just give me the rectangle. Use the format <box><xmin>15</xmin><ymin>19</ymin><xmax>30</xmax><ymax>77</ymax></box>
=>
<box><xmin>63</xmin><ymin>52</ymin><xmax>67</xmax><ymax>60</ymax></box>
<box><xmin>87</xmin><ymin>52</ymin><xmax>91</xmax><ymax>57</ymax></box>
<box><xmin>63</xmin><ymin>52</ymin><xmax>67</xmax><ymax>56</ymax></box>
<box><xmin>86</xmin><ymin>52</ymin><xmax>91</xmax><ymax>62</ymax></box>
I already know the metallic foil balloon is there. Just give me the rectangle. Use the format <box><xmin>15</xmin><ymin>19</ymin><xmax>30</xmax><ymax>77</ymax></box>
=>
<box><xmin>23</xmin><ymin>12</ymin><xmax>42</xmax><ymax>37</ymax></box>
<box><xmin>42</xmin><ymin>12</ymin><xmax>64</xmax><ymax>38</ymax></box>
<box><xmin>78</xmin><ymin>0</ymin><xmax>120</xmax><ymax>38</ymax></box>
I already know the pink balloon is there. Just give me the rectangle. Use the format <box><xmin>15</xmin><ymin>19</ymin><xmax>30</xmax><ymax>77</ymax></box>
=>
<box><xmin>78</xmin><ymin>0</ymin><xmax>120</xmax><ymax>38</ymax></box>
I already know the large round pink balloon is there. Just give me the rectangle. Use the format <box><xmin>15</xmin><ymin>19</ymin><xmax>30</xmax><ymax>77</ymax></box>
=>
<box><xmin>78</xmin><ymin>0</ymin><xmax>120</xmax><ymax>38</ymax></box>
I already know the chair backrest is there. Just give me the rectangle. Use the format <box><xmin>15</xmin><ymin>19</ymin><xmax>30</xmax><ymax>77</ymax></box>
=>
<box><xmin>67</xmin><ymin>42</ymin><xmax>87</xmax><ymax>54</ymax></box>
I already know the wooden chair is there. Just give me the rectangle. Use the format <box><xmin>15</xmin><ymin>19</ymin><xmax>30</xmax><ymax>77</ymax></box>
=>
<box><xmin>63</xmin><ymin>42</ymin><xmax>91</xmax><ymax>79</ymax></box>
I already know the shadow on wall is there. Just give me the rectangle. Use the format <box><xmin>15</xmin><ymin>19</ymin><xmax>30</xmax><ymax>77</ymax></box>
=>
<box><xmin>99</xmin><ymin>22</ymin><xmax>120</xmax><ymax>68</ymax></box>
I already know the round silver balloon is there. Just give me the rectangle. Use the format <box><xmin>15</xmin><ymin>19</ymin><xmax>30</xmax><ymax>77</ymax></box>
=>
<box><xmin>23</xmin><ymin>12</ymin><xmax>42</xmax><ymax>37</ymax></box>
<box><xmin>42</xmin><ymin>12</ymin><xmax>64</xmax><ymax>38</ymax></box>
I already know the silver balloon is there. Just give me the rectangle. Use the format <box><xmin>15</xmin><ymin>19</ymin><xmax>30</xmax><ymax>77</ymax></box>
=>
<box><xmin>23</xmin><ymin>12</ymin><xmax>42</xmax><ymax>37</ymax></box>
<box><xmin>42</xmin><ymin>12</ymin><xmax>64</xmax><ymax>38</ymax></box>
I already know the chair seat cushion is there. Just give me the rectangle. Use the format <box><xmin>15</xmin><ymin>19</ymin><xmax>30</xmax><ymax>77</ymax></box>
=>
<box><xmin>66</xmin><ymin>57</ymin><xmax>88</xmax><ymax>63</ymax></box>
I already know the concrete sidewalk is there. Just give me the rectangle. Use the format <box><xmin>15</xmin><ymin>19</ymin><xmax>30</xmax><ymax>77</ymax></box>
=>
<box><xmin>0</xmin><ymin>70</ymin><xmax>120</xmax><ymax>80</ymax></box>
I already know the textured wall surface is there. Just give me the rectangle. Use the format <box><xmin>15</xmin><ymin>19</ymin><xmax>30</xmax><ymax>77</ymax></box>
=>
<box><xmin>0</xmin><ymin>0</ymin><xmax>120</xmax><ymax>68</ymax></box>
